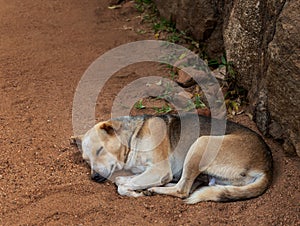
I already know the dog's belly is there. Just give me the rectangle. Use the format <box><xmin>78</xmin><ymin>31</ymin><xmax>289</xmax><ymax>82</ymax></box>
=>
<box><xmin>130</xmin><ymin>166</ymin><xmax>147</xmax><ymax>174</ymax></box>
<box><xmin>208</xmin><ymin>175</ymin><xmax>257</xmax><ymax>186</ymax></box>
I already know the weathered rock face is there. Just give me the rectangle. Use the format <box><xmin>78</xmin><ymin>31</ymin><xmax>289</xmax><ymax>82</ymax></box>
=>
<box><xmin>153</xmin><ymin>0</ymin><xmax>300</xmax><ymax>157</ymax></box>
<box><xmin>266</xmin><ymin>0</ymin><xmax>300</xmax><ymax>156</ymax></box>
<box><xmin>223</xmin><ymin>0</ymin><xmax>264</xmax><ymax>91</ymax></box>
<box><xmin>153</xmin><ymin>0</ymin><xmax>225</xmax><ymax>57</ymax></box>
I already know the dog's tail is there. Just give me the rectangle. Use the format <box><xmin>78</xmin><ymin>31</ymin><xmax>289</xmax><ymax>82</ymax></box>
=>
<box><xmin>185</xmin><ymin>172</ymin><xmax>271</xmax><ymax>204</ymax></box>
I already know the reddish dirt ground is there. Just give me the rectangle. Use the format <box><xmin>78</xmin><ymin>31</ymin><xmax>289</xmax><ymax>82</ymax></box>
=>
<box><xmin>0</xmin><ymin>0</ymin><xmax>299</xmax><ymax>225</ymax></box>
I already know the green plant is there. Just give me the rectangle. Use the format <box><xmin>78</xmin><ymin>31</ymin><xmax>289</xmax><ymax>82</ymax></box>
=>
<box><xmin>218</xmin><ymin>54</ymin><xmax>247</xmax><ymax>114</ymax></box>
<box><xmin>153</xmin><ymin>18</ymin><xmax>176</xmax><ymax>33</ymax></box>
<box><xmin>185</xmin><ymin>94</ymin><xmax>207</xmax><ymax>111</ymax></box>
<box><xmin>134</xmin><ymin>0</ymin><xmax>153</xmax><ymax>13</ymax></box>
<box><xmin>153</xmin><ymin>105</ymin><xmax>172</xmax><ymax>113</ymax></box>
<box><xmin>134</xmin><ymin>99</ymin><xmax>146</xmax><ymax>109</ymax></box>
<box><xmin>167</xmin><ymin>32</ymin><xmax>181</xmax><ymax>43</ymax></box>
<box><xmin>194</xmin><ymin>94</ymin><xmax>206</xmax><ymax>109</ymax></box>
<box><xmin>169</xmin><ymin>70</ymin><xmax>177</xmax><ymax>80</ymax></box>
<box><xmin>135</xmin><ymin>0</ymin><xmax>199</xmax><ymax>49</ymax></box>
<box><xmin>219</xmin><ymin>55</ymin><xmax>235</xmax><ymax>79</ymax></box>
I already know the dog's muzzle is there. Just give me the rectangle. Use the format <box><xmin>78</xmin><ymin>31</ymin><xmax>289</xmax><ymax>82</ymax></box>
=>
<box><xmin>91</xmin><ymin>171</ymin><xmax>107</xmax><ymax>183</ymax></box>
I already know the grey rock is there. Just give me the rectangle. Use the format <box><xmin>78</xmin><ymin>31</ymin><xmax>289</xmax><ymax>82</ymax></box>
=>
<box><xmin>266</xmin><ymin>0</ymin><xmax>300</xmax><ymax>157</ymax></box>
<box><xmin>153</xmin><ymin>0</ymin><xmax>224</xmax><ymax>58</ymax></box>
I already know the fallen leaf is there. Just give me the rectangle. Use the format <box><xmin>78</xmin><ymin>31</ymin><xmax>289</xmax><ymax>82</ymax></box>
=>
<box><xmin>178</xmin><ymin>52</ymin><xmax>187</xmax><ymax>60</ymax></box>
<box><xmin>108</xmin><ymin>5</ymin><xmax>122</xmax><ymax>9</ymax></box>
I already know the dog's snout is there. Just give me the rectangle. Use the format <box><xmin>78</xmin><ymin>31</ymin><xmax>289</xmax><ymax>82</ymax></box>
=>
<box><xmin>91</xmin><ymin>171</ymin><xmax>107</xmax><ymax>183</ymax></box>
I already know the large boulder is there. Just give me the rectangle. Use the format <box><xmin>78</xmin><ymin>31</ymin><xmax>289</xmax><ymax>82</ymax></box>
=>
<box><xmin>265</xmin><ymin>0</ymin><xmax>300</xmax><ymax>156</ymax></box>
<box><xmin>153</xmin><ymin>0</ymin><xmax>225</xmax><ymax>57</ymax></box>
<box><xmin>153</xmin><ymin>0</ymin><xmax>300</xmax><ymax>157</ymax></box>
<box><xmin>223</xmin><ymin>0</ymin><xmax>264</xmax><ymax>91</ymax></box>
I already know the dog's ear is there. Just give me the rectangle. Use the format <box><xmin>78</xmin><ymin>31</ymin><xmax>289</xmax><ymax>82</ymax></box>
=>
<box><xmin>70</xmin><ymin>135</ymin><xmax>84</xmax><ymax>149</ymax></box>
<box><xmin>99</xmin><ymin>120</ymin><xmax>121</xmax><ymax>136</ymax></box>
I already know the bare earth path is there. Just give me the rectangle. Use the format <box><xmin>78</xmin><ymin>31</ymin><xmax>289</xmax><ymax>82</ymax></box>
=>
<box><xmin>0</xmin><ymin>0</ymin><xmax>299</xmax><ymax>225</ymax></box>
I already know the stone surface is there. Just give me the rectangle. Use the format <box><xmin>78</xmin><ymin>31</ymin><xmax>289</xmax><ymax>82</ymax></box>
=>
<box><xmin>223</xmin><ymin>0</ymin><xmax>263</xmax><ymax>91</ymax></box>
<box><xmin>153</xmin><ymin>0</ymin><xmax>224</xmax><ymax>57</ymax></box>
<box><xmin>153</xmin><ymin>0</ymin><xmax>300</xmax><ymax>157</ymax></box>
<box><xmin>266</xmin><ymin>0</ymin><xmax>300</xmax><ymax>156</ymax></box>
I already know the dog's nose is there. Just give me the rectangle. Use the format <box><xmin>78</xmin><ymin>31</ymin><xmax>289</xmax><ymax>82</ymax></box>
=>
<box><xmin>91</xmin><ymin>171</ymin><xmax>107</xmax><ymax>182</ymax></box>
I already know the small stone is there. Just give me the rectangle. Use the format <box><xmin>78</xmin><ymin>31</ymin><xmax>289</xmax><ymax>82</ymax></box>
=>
<box><xmin>175</xmin><ymin>70</ymin><xmax>195</xmax><ymax>87</ymax></box>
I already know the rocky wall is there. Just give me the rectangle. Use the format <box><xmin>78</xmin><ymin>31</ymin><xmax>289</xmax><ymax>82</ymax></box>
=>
<box><xmin>153</xmin><ymin>0</ymin><xmax>300</xmax><ymax>156</ymax></box>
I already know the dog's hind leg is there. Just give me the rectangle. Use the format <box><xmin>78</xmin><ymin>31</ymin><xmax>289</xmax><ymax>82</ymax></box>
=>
<box><xmin>185</xmin><ymin>171</ymin><xmax>270</xmax><ymax>203</ymax></box>
<box><xmin>148</xmin><ymin>136</ymin><xmax>211</xmax><ymax>198</ymax></box>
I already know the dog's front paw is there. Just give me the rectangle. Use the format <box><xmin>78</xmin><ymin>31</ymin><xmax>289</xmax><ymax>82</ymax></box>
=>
<box><xmin>115</xmin><ymin>176</ymin><xmax>132</xmax><ymax>186</ymax></box>
<box><xmin>117</xmin><ymin>185</ymin><xmax>144</xmax><ymax>197</ymax></box>
<box><xmin>115</xmin><ymin>176</ymin><xmax>123</xmax><ymax>186</ymax></box>
<box><xmin>147</xmin><ymin>187</ymin><xmax>160</xmax><ymax>194</ymax></box>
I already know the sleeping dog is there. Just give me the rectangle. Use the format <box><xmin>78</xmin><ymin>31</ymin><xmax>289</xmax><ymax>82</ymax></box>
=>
<box><xmin>72</xmin><ymin>114</ymin><xmax>272</xmax><ymax>203</ymax></box>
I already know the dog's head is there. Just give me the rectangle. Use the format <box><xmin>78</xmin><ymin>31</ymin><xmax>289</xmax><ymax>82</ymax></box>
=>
<box><xmin>72</xmin><ymin>120</ymin><xmax>126</xmax><ymax>182</ymax></box>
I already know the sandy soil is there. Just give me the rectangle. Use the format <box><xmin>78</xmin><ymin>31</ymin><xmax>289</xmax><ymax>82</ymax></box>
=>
<box><xmin>0</xmin><ymin>0</ymin><xmax>299</xmax><ymax>225</ymax></box>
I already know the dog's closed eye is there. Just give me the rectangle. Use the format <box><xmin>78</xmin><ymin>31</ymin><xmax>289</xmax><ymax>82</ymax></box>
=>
<box><xmin>96</xmin><ymin>147</ymin><xmax>103</xmax><ymax>156</ymax></box>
